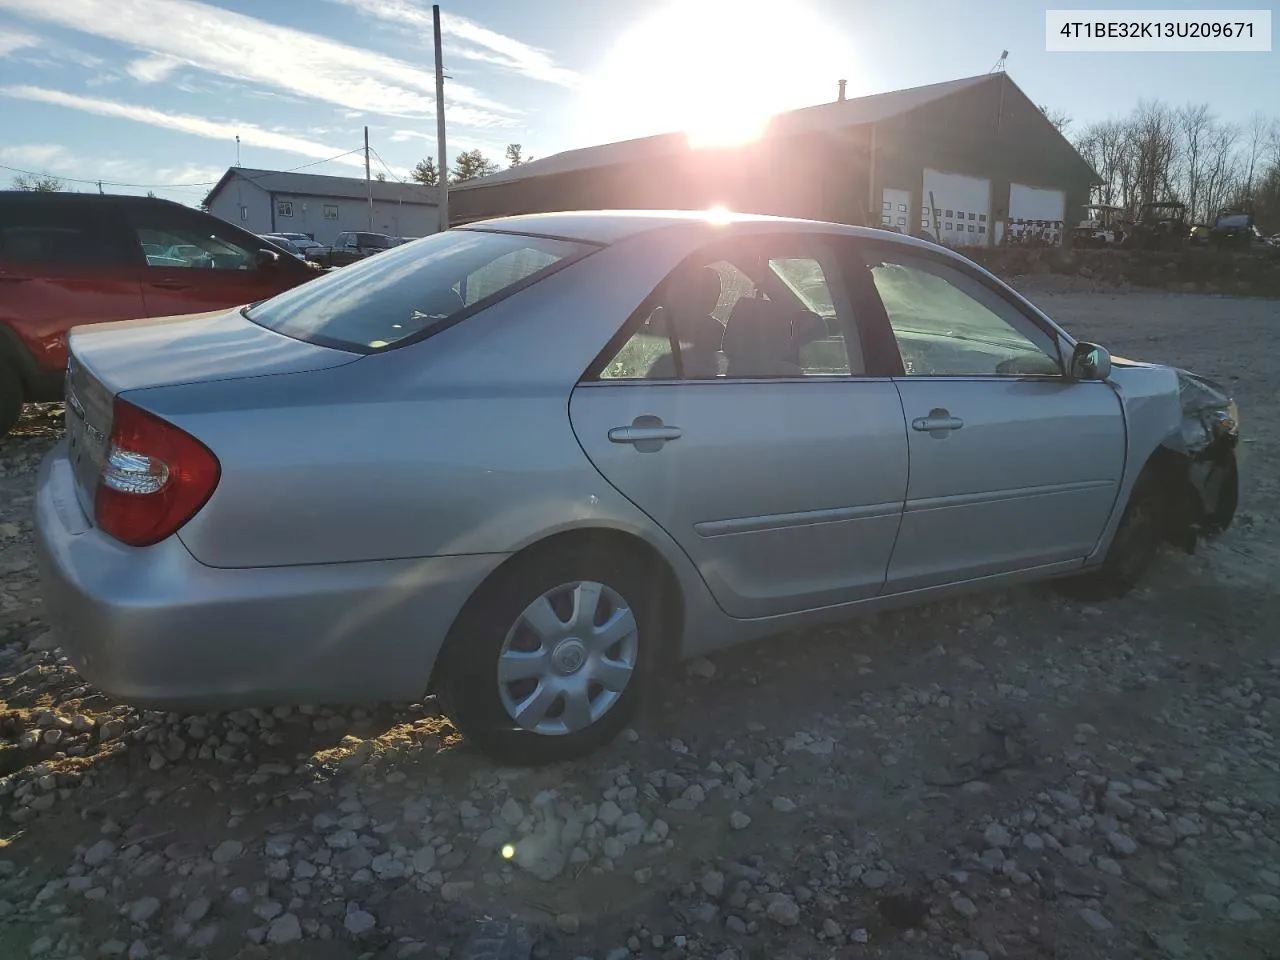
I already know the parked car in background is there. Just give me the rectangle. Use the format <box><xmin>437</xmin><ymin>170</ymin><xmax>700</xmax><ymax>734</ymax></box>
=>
<box><xmin>271</xmin><ymin>232</ymin><xmax>328</xmax><ymax>262</ymax></box>
<box><xmin>392</xmin><ymin>236</ymin><xmax>422</xmax><ymax>247</ymax></box>
<box><xmin>34</xmin><ymin>211</ymin><xmax>1239</xmax><ymax>763</ymax></box>
<box><xmin>259</xmin><ymin>235</ymin><xmax>325</xmax><ymax>271</ymax></box>
<box><xmin>327</xmin><ymin>231</ymin><xmax>394</xmax><ymax>267</ymax></box>
<box><xmin>0</xmin><ymin>191</ymin><xmax>318</xmax><ymax>437</ymax></box>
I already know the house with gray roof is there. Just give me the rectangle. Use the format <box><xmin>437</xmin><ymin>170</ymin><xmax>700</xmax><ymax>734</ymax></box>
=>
<box><xmin>204</xmin><ymin>168</ymin><xmax>439</xmax><ymax>245</ymax></box>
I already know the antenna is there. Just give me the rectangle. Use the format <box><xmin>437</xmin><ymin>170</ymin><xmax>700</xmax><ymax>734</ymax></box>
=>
<box><xmin>990</xmin><ymin>49</ymin><xmax>1008</xmax><ymax>73</ymax></box>
<box><xmin>235</xmin><ymin>135</ymin><xmax>242</xmax><ymax>167</ymax></box>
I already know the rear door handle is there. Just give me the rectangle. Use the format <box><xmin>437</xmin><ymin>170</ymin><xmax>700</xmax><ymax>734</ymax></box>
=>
<box><xmin>911</xmin><ymin>408</ymin><xmax>964</xmax><ymax>438</ymax></box>
<box><xmin>150</xmin><ymin>279</ymin><xmax>192</xmax><ymax>290</ymax></box>
<box><xmin>0</xmin><ymin>276</ymin><xmax>32</xmax><ymax>283</ymax></box>
<box><xmin>608</xmin><ymin>416</ymin><xmax>682</xmax><ymax>452</ymax></box>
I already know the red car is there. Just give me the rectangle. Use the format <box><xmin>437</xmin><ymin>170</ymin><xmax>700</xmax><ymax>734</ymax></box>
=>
<box><xmin>0</xmin><ymin>192</ymin><xmax>317</xmax><ymax>437</ymax></box>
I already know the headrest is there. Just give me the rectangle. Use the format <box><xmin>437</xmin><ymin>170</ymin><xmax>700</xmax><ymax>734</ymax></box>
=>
<box><xmin>664</xmin><ymin>264</ymin><xmax>723</xmax><ymax>320</ymax></box>
<box><xmin>722</xmin><ymin>297</ymin><xmax>799</xmax><ymax>378</ymax></box>
<box><xmin>790</xmin><ymin>310</ymin><xmax>828</xmax><ymax>347</ymax></box>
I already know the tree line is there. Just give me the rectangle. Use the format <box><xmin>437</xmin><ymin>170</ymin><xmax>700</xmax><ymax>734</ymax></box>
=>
<box><xmin>1063</xmin><ymin>102</ymin><xmax>1279</xmax><ymax>229</ymax></box>
<box><xmin>409</xmin><ymin>143</ymin><xmax>527</xmax><ymax>187</ymax></box>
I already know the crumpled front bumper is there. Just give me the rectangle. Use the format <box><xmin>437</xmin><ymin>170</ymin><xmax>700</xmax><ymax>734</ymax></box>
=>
<box><xmin>1169</xmin><ymin>369</ymin><xmax>1240</xmax><ymax>548</ymax></box>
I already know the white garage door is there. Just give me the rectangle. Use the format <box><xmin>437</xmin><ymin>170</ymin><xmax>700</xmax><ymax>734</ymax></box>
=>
<box><xmin>922</xmin><ymin>169</ymin><xmax>991</xmax><ymax>247</ymax></box>
<box><xmin>1008</xmin><ymin>184</ymin><xmax>1066</xmax><ymax>245</ymax></box>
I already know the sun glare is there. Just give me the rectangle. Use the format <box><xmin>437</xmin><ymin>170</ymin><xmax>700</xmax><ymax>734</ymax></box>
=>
<box><xmin>582</xmin><ymin>0</ymin><xmax>858</xmax><ymax>150</ymax></box>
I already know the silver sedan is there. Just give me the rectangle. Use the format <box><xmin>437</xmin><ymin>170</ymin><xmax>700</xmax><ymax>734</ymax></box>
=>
<box><xmin>34</xmin><ymin>211</ymin><xmax>1239</xmax><ymax>763</ymax></box>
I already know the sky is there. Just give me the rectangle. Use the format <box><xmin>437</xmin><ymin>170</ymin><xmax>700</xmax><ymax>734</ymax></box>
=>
<box><xmin>0</xmin><ymin>0</ymin><xmax>1276</xmax><ymax>206</ymax></box>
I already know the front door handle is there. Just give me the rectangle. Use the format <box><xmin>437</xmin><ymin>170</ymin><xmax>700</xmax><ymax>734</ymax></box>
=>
<box><xmin>0</xmin><ymin>276</ymin><xmax>32</xmax><ymax>283</ymax></box>
<box><xmin>150</xmin><ymin>279</ymin><xmax>192</xmax><ymax>290</ymax></box>
<box><xmin>911</xmin><ymin>408</ymin><xmax>964</xmax><ymax>438</ymax></box>
<box><xmin>608</xmin><ymin>415</ymin><xmax>681</xmax><ymax>452</ymax></box>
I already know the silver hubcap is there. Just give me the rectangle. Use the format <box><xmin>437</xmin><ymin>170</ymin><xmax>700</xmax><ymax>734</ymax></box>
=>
<box><xmin>497</xmin><ymin>581</ymin><xmax>639</xmax><ymax>736</ymax></box>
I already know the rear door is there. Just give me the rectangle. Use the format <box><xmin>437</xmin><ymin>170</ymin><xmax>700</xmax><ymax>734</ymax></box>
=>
<box><xmin>121</xmin><ymin>202</ymin><xmax>304</xmax><ymax>316</ymax></box>
<box><xmin>857</xmin><ymin>243</ymin><xmax>1126</xmax><ymax>591</ymax></box>
<box><xmin>0</xmin><ymin>195</ymin><xmax>146</xmax><ymax>375</ymax></box>
<box><xmin>570</xmin><ymin>232</ymin><xmax>909</xmax><ymax>619</ymax></box>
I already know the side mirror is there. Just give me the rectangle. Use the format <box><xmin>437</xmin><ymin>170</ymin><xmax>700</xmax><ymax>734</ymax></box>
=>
<box><xmin>1070</xmin><ymin>341</ymin><xmax>1112</xmax><ymax>381</ymax></box>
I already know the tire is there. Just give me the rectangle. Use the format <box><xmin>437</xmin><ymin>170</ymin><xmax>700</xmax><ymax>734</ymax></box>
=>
<box><xmin>1057</xmin><ymin>472</ymin><xmax>1163</xmax><ymax>601</ymax></box>
<box><xmin>437</xmin><ymin>545</ymin><xmax>660</xmax><ymax>765</ymax></box>
<box><xmin>0</xmin><ymin>356</ymin><xmax>24</xmax><ymax>440</ymax></box>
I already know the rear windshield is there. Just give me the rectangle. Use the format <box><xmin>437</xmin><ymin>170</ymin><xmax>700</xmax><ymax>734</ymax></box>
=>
<box><xmin>244</xmin><ymin>229</ymin><xmax>593</xmax><ymax>352</ymax></box>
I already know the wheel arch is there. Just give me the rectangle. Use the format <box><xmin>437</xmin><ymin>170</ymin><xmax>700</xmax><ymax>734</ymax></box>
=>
<box><xmin>428</xmin><ymin>525</ymin><xmax>688</xmax><ymax>695</ymax></box>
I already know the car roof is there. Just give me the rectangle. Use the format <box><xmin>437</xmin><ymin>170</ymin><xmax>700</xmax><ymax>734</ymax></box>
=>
<box><xmin>459</xmin><ymin>209</ymin><xmax>943</xmax><ymax>250</ymax></box>
<box><xmin>0</xmin><ymin>191</ymin><xmax>195</xmax><ymax>212</ymax></box>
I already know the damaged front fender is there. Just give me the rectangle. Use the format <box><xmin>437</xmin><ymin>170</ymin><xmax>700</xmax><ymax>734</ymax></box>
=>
<box><xmin>1163</xmin><ymin>369</ymin><xmax>1240</xmax><ymax>550</ymax></box>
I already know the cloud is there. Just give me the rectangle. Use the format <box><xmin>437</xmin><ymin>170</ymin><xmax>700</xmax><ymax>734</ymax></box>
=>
<box><xmin>323</xmin><ymin>0</ymin><xmax>580</xmax><ymax>88</ymax></box>
<box><xmin>0</xmin><ymin>26</ymin><xmax>39</xmax><ymax>56</ymax></box>
<box><xmin>0</xmin><ymin>85</ymin><xmax>371</xmax><ymax>169</ymax></box>
<box><xmin>0</xmin><ymin>0</ymin><xmax>516</xmax><ymax>125</ymax></box>
<box><xmin>125</xmin><ymin>55</ymin><xmax>182</xmax><ymax>83</ymax></box>
<box><xmin>0</xmin><ymin>142</ymin><xmax>70</xmax><ymax>168</ymax></box>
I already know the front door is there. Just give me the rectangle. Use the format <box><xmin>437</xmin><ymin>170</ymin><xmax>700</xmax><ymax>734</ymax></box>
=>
<box><xmin>570</xmin><ymin>234</ymin><xmax>908</xmax><ymax>619</ymax></box>
<box><xmin>860</xmin><ymin>244</ymin><xmax>1126</xmax><ymax>591</ymax></box>
<box><xmin>122</xmin><ymin>204</ymin><xmax>295</xmax><ymax>317</ymax></box>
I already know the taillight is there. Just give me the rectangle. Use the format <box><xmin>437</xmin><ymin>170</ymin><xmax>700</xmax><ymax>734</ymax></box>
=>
<box><xmin>95</xmin><ymin>398</ymin><xmax>220</xmax><ymax>547</ymax></box>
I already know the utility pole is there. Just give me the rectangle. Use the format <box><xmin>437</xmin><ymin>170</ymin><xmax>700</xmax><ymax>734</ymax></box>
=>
<box><xmin>364</xmin><ymin>125</ymin><xmax>374</xmax><ymax>231</ymax></box>
<box><xmin>97</xmin><ymin>180</ymin><xmax>103</xmax><ymax>195</ymax></box>
<box><xmin>433</xmin><ymin>4</ymin><xmax>449</xmax><ymax>232</ymax></box>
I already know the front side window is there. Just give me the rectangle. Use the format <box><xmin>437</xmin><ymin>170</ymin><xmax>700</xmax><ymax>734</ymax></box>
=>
<box><xmin>245</xmin><ymin>229</ymin><xmax>592</xmax><ymax>352</ymax></box>
<box><xmin>866</xmin><ymin>251</ymin><xmax>1061</xmax><ymax>377</ymax></box>
<box><xmin>598</xmin><ymin>238</ymin><xmax>861</xmax><ymax>381</ymax></box>
<box><xmin>132</xmin><ymin>216</ymin><xmax>257</xmax><ymax>271</ymax></box>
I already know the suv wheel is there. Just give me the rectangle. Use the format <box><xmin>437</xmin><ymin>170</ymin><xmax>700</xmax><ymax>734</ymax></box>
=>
<box><xmin>0</xmin><ymin>356</ymin><xmax>24</xmax><ymax>439</ymax></box>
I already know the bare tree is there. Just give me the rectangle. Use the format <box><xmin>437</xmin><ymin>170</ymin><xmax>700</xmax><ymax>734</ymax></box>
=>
<box><xmin>11</xmin><ymin>173</ymin><xmax>65</xmax><ymax>192</ymax></box>
<box><xmin>1241</xmin><ymin>111</ymin><xmax>1269</xmax><ymax>206</ymax></box>
<box><xmin>1038</xmin><ymin>104</ymin><xmax>1072</xmax><ymax>134</ymax></box>
<box><xmin>1176</xmin><ymin>103</ymin><xmax>1213</xmax><ymax>221</ymax></box>
<box><xmin>1130</xmin><ymin>101</ymin><xmax>1180</xmax><ymax>211</ymax></box>
<box><xmin>1201</xmin><ymin>121</ymin><xmax>1240</xmax><ymax>221</ymax></box>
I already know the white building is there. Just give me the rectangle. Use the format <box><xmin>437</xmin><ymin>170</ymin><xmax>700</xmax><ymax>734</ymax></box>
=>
<box><xmin>205</xmin><ymin>168</ymin><xmax>439</xmax><ymax>244</ymax></box>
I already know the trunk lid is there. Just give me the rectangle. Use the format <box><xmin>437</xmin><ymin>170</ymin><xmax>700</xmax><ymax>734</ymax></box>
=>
<box><xmin>64</xmin><ymin>308</ymin><xmax>360</xmax><ymax>520</ymax></box>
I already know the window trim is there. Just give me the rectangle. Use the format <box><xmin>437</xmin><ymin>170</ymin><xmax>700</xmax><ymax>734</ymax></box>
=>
<box><xmin>581</xmin><ymin>234</ymin><xmax>873</xmax><ymax>384</ymax></box>
<box><xmin>852</xmin><ymin>241</ymin><xmax>1067</xmax><ymax>380</ymax></box>
<box><xmin>276</xmin><ymin>200</ymin><xmax>294</xmax><ymax>218</ymax></box>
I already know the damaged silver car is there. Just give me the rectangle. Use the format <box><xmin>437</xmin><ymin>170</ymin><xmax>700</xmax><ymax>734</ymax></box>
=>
<box><xmin>35</xmin><ymin>212</ymin><xmax>1240</xmax><ymax>763</ymax></box>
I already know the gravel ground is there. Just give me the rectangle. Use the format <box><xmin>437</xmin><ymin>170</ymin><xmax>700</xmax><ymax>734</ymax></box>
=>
<box><xmin>1</xmin><ymin>289</ymin><xmax>1277</xmax><ymax>960</ymax></box>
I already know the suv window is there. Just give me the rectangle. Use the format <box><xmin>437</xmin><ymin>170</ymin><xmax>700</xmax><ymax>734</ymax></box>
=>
<box><xmin>358</xmin><ymin>233</ymin><xmax>391</xmax><ymax>249</ymax></box>
<box><xmin>599</xmin><ymin>238</ymin><xmax>860</xmax><ymax>381</ymax></box>
<box><xmin>245</xmin><ymin>228</ymin><xmax>593</xmax><ymax>352</ymax></box>
<box><xmin>866</xmin><ymin>250</ymin><xmax>1060</xmax><ymax>377</ymax></box>
<box><xmin>127</xmin><ymin>207</ymin><xmax>260</xmax><ymax>270</ymax></box>
<box><xmin>0</xmin><ymin>198</ymin><xmax>124</xmax><ymax>267</ymax></box>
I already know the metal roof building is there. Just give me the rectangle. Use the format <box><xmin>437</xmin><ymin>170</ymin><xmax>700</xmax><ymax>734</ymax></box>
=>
<box><xmin>205</xmin><ymin>168</ymin><xmax>439</xmax><ymax>245</ymax></box>
<box><xmin>451</xmin><ymin>73</ymin><xmax>1098</xmax><ymax>248</ymax></box>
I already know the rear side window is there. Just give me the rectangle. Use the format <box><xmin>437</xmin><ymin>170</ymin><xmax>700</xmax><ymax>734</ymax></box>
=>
<box><xmin>0</xmin><ymin>199</ymin><xmax>124</xmax><ymax>267</ymax></box>
<box><xmin>126</xmin><ymin>206</ymin><xmax>260</xmax><ymax>271</ymax></box>
<box><xmin>244</xmin><ymin>229</ymin><xmax>594</xmax><ymax>352</ymax></box>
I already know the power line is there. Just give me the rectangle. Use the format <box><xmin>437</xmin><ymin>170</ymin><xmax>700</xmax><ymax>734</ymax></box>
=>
<box><xmin>367</xmin><ymin>146</ymin><xmax>406</xmax><ymax>183</ymax></box>
<box><xmin>0</xmin><ymin>147</ymin><xmax>366</xmax><ymax>191</ymax></box>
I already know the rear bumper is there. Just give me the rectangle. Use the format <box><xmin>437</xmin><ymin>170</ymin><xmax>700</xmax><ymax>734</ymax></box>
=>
<box><xmin>34</xmin><ymin>441</ymin><xmax>504</xmax><ymax>710</ymax></box>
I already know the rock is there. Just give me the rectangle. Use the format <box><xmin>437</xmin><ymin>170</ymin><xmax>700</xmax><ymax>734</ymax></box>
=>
<box><xmin>1096</xmin><ymin>857</ymin><xmax>1122</xmax><ymax>876</ymax></box>
<box><xmin>411</xmin><ymin>847</ymin><xmax>436</xmax><ymax>874</ymax></box>
<box><xmin>771</xmin><ymin>796</ymin><xmax>797</xmax><ymax>813</ymax></box>
<box><xmin>98</xmin><ymin>942</ymin><xmax>127</xmax><ymax>957</ymax></box>
<box><xmin>952</xmin><ymin>897</ymin><xmax>978</xmax><ymax>918</ymax></box>
<box><xmin>1107</xmin><ymin>832</ymin><xmax>1138</xmax><ymax>857</ymax></box>
<box><xmin>597</xmin><ymin>801</ymin><xmax>623</xmax><ymax>827</ymax></box>
<box><xmin>83</xmin><ymin>840</ymin><xmax>116</xmax><ymax>868</ymax></box>
<box><xmin>371</xmin><ymin>852</ymin><xmax>407</xmax><ymax>880</ymax></box>
<box><xmin>344</xmin><ymin>909</ymin><xmax>376</xmax><ymax>936</ymax></box>
<box><xmin>1204</xmin><ymin>881</ymin><xmax>1236</xmax><ymax>906</ymax></box>
<box><xmin>211</xmin><ymin>840</ymin><xmax>244</xmax><ymax>864</ymax></box>
<box><xmin>440</xmin><ymin>882</ymin><xmax>473</xmax><ymax>903</ymax></box>
<box><xmin>500</xmin><ymin>798</ymin><xmax>524</xmax><ymax>828</ymax></box>
<box><xmin>128</xmin><ymin>897</ymin><xmax>161</xmax><ymax>923</ymax></box>
<box><xmin>1080</xmin><ymin>908</ymin><xmax>1112</xmax><ymax>932</ymax></box>
<box><xmin>326</xmin><ymin>829</ymin><xmax>358</xmax><ymax>850</ymax></box>
<box><xmin>686</xmin><ymin>657</ymin><xmax>716</xmax><ymax>679</ymax></box>
<box><xmin>1247</xmin><ymin>894</ymin><xmax>1280</xmax><ymax>913</ymax></box>
<box><xmin>1023</xmin><ymin>833</ymin><xmax>1045</xmax><ymax>852</ymax></box>
<box><xmin>702</xmin><ymin>869</ymin><xmax>726</xmax><ymax>897</ymax></box>
<box><xmin>183</xmin><ymin>898</ymin><xmax>211</xmax><ymax>923</ymax></box>
<box><xmin>861</xmin><ymin>870</ymin><xmax>889</xmax><ymax>890</ymax></box>
<box><xmin>266</xmin><ymin>914</ymin><xmax>302</xmax><ymax>944</ymax></box>
<box><xmin>253</xmin><ymin>901</ymin><xmax>283</xmax><ymax>921</ymax></box>
<box><xmin>729</xmin><ymin>811</ymin><xmax>751</xmax><ymax>831</ymax></box>
<box><xmin>28</xmin><ymin>937</ymin><xmax>53</xmax><ymax>956</ymax></box>
<box><xmin>633</xmin><ymin>867</ymin><xmax>652</xmax><ymax>884</ymax></box>
<box><xmin>983</xmin><ymin>823</ymin><xmax>1011</xmax><ymax>848</ymax></box>
<box><xmin>188</xmin><ymin>925</ymin><xmax>219</xmax><ymax>949</ymax></box>
<box><xmin>127</xmin><ymin>941</ymin><xmax>149</xmax><ymax>960</ymax></box>
<box><xmin>603</xmin><ymin>837</ymin><xmax>626</xmax><ymax>860</ymax></box>
<box><xmin>1227</xmin><ymin>902</ymin><xmax>1261</xmax><ymax>922</ymax></box>
<box><xmin>822</xmin><ymin>917</ymin><xmax>842</xmax><ymax>938</ymax></box>
<box><xmin>765</xmin><ymin>894</ymin><xmax>800</xmax><ymax>926</ymax></box>
<box><xmin>556</xmin><ymin>913</ymin><xmax>580</xmax><ymax>934</ymax></box>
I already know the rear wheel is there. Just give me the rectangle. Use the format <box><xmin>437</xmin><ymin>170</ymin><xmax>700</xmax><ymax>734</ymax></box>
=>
<box><xmin>437</xmin><ymin>547</ymin><xmax>659</xmax><ymax>765</ymax></box>
<box><xmin>0</xmin><ymin>356</ymin><xmax>24</xmax><ymax>440</ymax></box>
